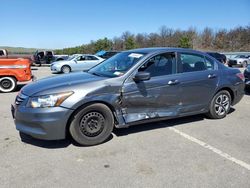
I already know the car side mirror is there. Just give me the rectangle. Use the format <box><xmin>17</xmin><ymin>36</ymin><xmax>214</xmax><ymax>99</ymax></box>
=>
<box><xmin>74</xmin><ymin>60</ymin><xmax>77</xmax><ymax>63</ymax></box>
<box><xmin>133</xmin><ymin>72</ymin><xmax>151</xmax><ymax>82</ymax></box>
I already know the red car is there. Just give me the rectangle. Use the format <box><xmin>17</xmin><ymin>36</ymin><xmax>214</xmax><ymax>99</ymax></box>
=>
<box><xmin>0</xmin><ymin>58</ymin><xmax>33</xmax><ymax>92</ymax></box>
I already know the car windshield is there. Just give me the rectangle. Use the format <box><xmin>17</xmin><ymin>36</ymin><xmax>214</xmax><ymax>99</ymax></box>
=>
<box><xmin>88</xmin><ymin>52</ymin><xmax>146</xmax><ymax>77</ymax></box>
<box><xmin>235</xmin><ymin>55</ymin><xmax>245</xmax><ymax>58</ymax></box>
<box><xmin>67</xmin><ymin>55</ymin><xmax>78</xmax><ymax>61</ymax></box>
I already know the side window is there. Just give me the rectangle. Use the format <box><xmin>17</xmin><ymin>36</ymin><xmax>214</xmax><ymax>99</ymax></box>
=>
<box><xmin>205</xmin><ymin>57</ymin><xmax>214</xmax><ymax>70</ymax></box>
<box><xmin>86</xmin><ymin>56</ymin><xmax>98</xmax><ymax>60</ymax></box>
<box><xmin>46</xmin><ymin>51</ymin><xmax>53</xmax><ymax>56</ymax></box>
<box><xmin>138</xmin><ymin>53</ymin><xmax>176</xmax><ymax>77</ymax></box>
<box><xmin>180</xmin><ymin>53</ymin><xmax>207</xmax><ymax>73</ymax></box>
<box><xmin>38</xmin><ymin>52</ymin><xmax>44</xmax><ymax>58</ymax></box>
<box><xmin>76</xmin><ymin>56</ymin><xmax>85</xmax><ymax>61</ymax></box>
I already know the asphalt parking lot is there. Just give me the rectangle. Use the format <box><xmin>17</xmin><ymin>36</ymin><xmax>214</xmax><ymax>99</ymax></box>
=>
<box><xmin>0</xmin><ymin>67</ymin><xmax>250</xmax><ymax>188</ymax></box>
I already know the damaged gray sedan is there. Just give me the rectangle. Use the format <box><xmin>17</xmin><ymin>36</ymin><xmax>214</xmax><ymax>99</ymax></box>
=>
<box><xmin>12</xmin><ymin>48</ymin><xmax>245</xmax><ymax>146</ymax></box>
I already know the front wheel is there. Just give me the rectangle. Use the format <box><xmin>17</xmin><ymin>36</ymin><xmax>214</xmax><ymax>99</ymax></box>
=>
<box><xmin>69</xmin><ymin>103</ymin><xmax>114</xmax><ymax>146</ymax></box>
<box><xmin>0</xmin><ymin>77</ymin><xmax>17</xmax><ymax>93</ymax></box>
<box><xmin>242</xmin><ymin>61</ymin><xmax>248</xmax><ymax>68</ymax></box>
<box><xmin>61</xmin><ymin>65</ymin><xmax>71</xmax><ymax>74</ymax></box>
<box><xmin>206</xmin><ymin>90</ymin><xmax>231</xmax><ymax>119</ymax></box>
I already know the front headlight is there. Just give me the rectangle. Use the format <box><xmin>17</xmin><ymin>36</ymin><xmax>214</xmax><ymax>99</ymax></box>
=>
<box><xmin>27</xmin><ymin>91</ymin><xmax>73</xmax><ymax>108</ymax></box>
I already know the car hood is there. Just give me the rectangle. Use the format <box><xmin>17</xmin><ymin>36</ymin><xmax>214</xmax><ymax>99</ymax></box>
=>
<box><xmin>21</xmin><ymin>72</ymin><xmax>106</xmax><ymax>96</ymax></box>
<box><xmin>51</xmin><ymin>60</ymin><xmax>72</xmax><ymax>66</ymax></box>
<box><xmin>231</xmin><ymin>58</ymin><xmax>247</xmax><ymax>61</ymax></box>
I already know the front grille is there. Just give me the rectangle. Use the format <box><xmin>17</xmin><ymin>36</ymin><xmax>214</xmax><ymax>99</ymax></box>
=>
<box><xmin>15</xmin><ymin>93</ymin><xmax>28</xmax><ymax>105</ymax></box>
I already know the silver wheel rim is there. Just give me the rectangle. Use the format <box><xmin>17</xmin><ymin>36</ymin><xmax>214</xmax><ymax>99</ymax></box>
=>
<box><xmin>214</xmin><ymin>94</ymin><xmax>230</xmax><ymax>116</ymax></box>
<box><xmin>62</xmin><ymin>66</ymin><xmax>70</xmax><ymax>73</ymax></box>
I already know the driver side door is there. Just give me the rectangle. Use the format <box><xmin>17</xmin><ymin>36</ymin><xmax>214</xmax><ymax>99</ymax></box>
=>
<box><xmin>121</xmin><ymin>52</ymin><xmax>182</xmax><ymax>124</ymax></box>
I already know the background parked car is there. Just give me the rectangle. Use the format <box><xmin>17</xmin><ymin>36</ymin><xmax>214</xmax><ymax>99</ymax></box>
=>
<box><xmin>206</xmin><ymin>52</ymin><xmax>227</xmax><ymax>64</ymax></box>
<box><xmin>0</xmin><ymin>58</ymin><xmax>33</xmax><ymax>92</ymax></box>
<box><xmin>33</xmin><ymin>50</ymin><xmax>69</xmax><ymax>65</ymax></box>
<box><xmin>244</xmin><ymin>65</ymin><xmax>250</xmax><ymax>89</ymax></box>
<box><xmin>50</xmin><ymin>54</ymin><xmax>104</xmax><ymax>73</ymax></box>
<box><xmin>228</xmin><ymin>54</ymin><xmax>250</xmax><ymax>67</ymax></box>
<box><xmin>0</xmin><ymin>49</ymin><xmax>8</xmax><ymax>57</ymax></box>
<box><xmin>95</xmin><ymin>50</ymin><xmax>120</xmax><ymax>59</ymax></box>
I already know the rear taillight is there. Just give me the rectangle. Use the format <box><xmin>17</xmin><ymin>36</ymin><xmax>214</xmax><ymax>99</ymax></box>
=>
<box><xmin>236</xmin><ymin>73</ymin><xmax>245</xmax><ymax>81</ymax></box>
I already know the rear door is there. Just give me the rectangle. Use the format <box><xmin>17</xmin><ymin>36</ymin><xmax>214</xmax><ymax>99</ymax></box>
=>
<box><xmin>121</xmin><ymin>52</ymin><xmax>182</xmax><ymax>123</ymax></box>
<box><xmin>75</xmin><ymin>55</ymin><xmax>100</xmax><ymax>71</ymax></box>
<box><xmin>83</xmin><ymin>55</ymin><xmax>101</xmax><ymax>70</ymax></box>
<box><xmin>177</xmin><ymin>52</ymin><xmax>219</xmax><ymax>114</ymax></box>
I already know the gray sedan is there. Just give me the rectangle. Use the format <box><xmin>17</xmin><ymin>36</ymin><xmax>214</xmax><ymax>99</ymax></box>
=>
<box><xmin>50</xmin><ymin>54</ymin><xmax>104</xmax><ymax>73</ymax></box>
<box><xmin>12</xmin><ymin>48</ymin><xmax>245</xmax><ymax>146</ymax></box>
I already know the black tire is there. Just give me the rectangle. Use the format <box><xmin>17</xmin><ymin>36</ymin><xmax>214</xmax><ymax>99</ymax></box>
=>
<box><xmin>242</xmin><ymin>61</ymin><xmax>247</xmax><ymax>68</ymax></box>
<box><xmin>206</xmin><ymin>90</ymin><xmax>231</xmax><ymax>119</ymax></box>
<box><xmin>0</xmin><ymin>77</ymin><xmax>17</xmax><ymax>93</ymax></box>
<box><xmin>61</xmin><ymin>65</ymin><xmax>71</xmax><ymax>74</ymax></box>
<box><xmin>69</xmin><ymin>103</ymin><xmax>114</xmax><ymax>146</ymax></box>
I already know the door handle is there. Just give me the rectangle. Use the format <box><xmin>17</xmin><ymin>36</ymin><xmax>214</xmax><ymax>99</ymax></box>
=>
<box><xmin>168</xmin><ymin>80</ymin><xmax>180</xmax><ymax>85</ymax></box>
<box><xmin>208</xmin><ymin>74</ymin><xmax>217</xmax><ymax>79</ymax></box>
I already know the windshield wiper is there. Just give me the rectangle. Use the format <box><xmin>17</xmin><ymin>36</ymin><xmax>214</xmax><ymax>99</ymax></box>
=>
<box><xmin>89</xmin><ymin>72</ymin><xmax>105</xmax><ymax>77</ymax></box>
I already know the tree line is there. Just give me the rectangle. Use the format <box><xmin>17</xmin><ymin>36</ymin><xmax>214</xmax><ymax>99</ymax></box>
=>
<box><xmin>55</xmin><ymin>25</ymin><xmax>250</xmax><ymax>55</ymax></box>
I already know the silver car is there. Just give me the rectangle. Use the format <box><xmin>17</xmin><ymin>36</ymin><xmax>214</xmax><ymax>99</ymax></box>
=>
<box><xmin>50</xmin><ymin>54</ymin><xmax>104</xmax><ymax>73</ymax></box>
<box><xmin>228</xmin><ymin>55</ymin><xmax>250</xmax><ymax>67</ymax></box>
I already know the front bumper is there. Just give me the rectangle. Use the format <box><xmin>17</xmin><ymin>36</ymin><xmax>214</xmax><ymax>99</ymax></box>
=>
<box><xmin>12</xmin><ymin>104</ymin><xmax>73</xmax><ymax>140</ymax></box>
<box><xmin>50</xmin><ymin>65</ymin><xmax>61</xmax><ymax>73</ymax></box>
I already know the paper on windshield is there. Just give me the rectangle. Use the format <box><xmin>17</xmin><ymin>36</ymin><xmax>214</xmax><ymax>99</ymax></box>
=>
<box><xmin>114</xmin><ymin>71</ymin><xmax>124</xmax><ymax>76</ymax></box>
<box><xmin>128</xmin><ymin>53</ymin><xmax>143</xmax><ymax>58</ymax></box>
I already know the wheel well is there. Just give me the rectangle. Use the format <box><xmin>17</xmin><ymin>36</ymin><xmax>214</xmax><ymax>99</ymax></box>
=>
<box><xmin>217</xmin><ymin>87</ymin><xmax>234</xmax><ymax>103</ymax></box>
<box><xmin>62</xmin><ymin>65</ymin><xmax>70</xmax><ymax>68</ymax></box>
<box><xmin>61</xmin><ymin>65</ymin><xmax>71</xmax><ymax>71</ymax></box>
<box><xmin>0</xmin><ymin>76</ymin><xmax>17</xmax><ymax>81</ymax></box>
<box><xmin>65</xmin><ymin>101</ymin><xmax>118</xmax><ymax>138</ymax></box>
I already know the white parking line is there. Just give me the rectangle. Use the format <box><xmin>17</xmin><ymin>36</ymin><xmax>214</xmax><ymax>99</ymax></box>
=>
<box><xmin>169</xmin><ymin>127</ymin><xmax>250</xmax><ymax>171</ymax></box>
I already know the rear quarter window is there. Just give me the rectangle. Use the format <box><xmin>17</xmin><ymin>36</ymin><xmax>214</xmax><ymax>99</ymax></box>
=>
<box><xmin>205</xmin><ymin>56</ymin><xmax>215</xmax><ymax>70</ymax></box>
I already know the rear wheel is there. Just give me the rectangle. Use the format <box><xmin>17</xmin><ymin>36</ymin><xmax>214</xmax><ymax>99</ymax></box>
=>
<box><xmin>61</xmin><ymin>65</ymin><xmax>71</xmax><ymax>74</ymax></box>
<box><xmin>0</xmin><ymin>77</ymin><xmax>17</xmax><ymax>93</ymax></box>
<box><xmin>207</xmin><ymin>90</ymin><xmax>231</xmax><ymax>119</ymax></box>
<box><xmin>69</xmin><ymin>103</ymin><xmax>114</xmax><ymax>146</ymax></box>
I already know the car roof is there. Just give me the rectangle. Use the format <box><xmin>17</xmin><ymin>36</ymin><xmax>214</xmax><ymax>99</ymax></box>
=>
<box><xmin>124</xmin><ymin>47</ymin><xmax>205</xmax><ymax>55</ymax></box>
<box><xmin>73</xmin><ymin>54</ymin><xmax>97</xmax><ymax>56</ymax></box>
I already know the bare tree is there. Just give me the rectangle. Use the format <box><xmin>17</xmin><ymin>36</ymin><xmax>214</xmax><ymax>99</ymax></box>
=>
<box><xmin>56</xmin><ymin>25</ymin><xmax>250</xmax><ymax>54</ymax></box>
<box><xmin>201</xmin><ymin>27</ymin><xmax>214</xmax><ymax>50</ymax></box>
